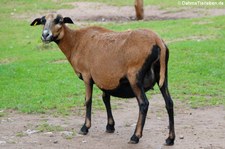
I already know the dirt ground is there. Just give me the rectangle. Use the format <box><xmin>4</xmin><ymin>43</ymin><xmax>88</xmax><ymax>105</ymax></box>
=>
<box><xmin>1</xmin><ymin>95</ymin><xmax>225</xmax><ymax>149</ymax></box>
<box><xmin>3</xmin><ymin>2</ymin><xmax>225</xmax><ymax>149</ymax></box>
<box><xmin>26</xmin><ymin>2</ymin><xmax>225</xmax><ymax>23</ymax></box>
<box><xmin>56</xmin><ymin>2</ymin><xmax>225</xmax><ymax>22</ymax></box>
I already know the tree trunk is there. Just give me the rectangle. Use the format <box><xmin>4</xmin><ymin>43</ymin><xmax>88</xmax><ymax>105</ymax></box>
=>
<box><xmin>134</xmin><ymin>0</ymin><xmax>144</xmax><ymax>20</ymax></box>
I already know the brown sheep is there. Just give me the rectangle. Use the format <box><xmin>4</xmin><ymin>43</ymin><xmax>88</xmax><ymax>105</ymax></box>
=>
<box><xmin>31</xmin><ymin>14</ymin><xmax>175</xmax><ymax>145</ymax></box>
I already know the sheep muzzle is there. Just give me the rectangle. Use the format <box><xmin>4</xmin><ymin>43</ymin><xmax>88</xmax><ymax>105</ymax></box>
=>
<box><xmin>41</xmin><ymin>29</ymin><xmax>53</xmax><ymax>43</ymax></box>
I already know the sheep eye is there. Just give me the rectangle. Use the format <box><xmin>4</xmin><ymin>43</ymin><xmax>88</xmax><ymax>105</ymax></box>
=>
<box><xmin>41</xmin><ymin>16</ymin><xmax>46</xmax><ymax>24</ymax></box>
<box><xmin>54</xmin><ymin>17</ymin><xmax>63</xmax><ymax>24</ymax></box>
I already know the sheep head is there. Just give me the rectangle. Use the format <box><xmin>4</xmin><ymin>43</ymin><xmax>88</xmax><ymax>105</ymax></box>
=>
<box><xmin>30</xmin><ymin>14</ymin><xmax>74</xmax><ymax>43</ymax></box>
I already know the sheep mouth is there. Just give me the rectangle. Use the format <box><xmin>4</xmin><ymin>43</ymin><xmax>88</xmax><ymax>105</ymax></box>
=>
<box><xmin>41</xmin><ymin>39</ymin><xmax>48</xmax><ymax>43</ymax></box>
<box><xmin>41</xmin><ymin>36</ymin><xmax>53</xmax><ymax>43</ymax></box>
<box><xmin>42</xmin><ymin>35</ymin><xmax>59</xmax><ymax>43</ymax></box>
<box><xmin>42</xmin><ymin>39</ymin><xmax>51</xmax><ymax>44</ymax></box>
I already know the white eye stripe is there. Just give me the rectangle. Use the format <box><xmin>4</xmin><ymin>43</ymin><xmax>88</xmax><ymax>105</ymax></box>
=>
<box><xmin>44</xmin><ymin>20</ymin><xmax>51</xmax><ymax>30</ymax></box>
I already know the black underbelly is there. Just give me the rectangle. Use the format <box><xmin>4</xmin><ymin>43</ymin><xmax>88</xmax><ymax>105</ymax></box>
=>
<box><xmin>102</xmin><ymin>76</ymin><xmax>156</xmax><ymax>98</ymax></box>
<box><xmin>102</xmin><ymin>82</ymin><xmax>136</xmax><ymax>98</ymax></box>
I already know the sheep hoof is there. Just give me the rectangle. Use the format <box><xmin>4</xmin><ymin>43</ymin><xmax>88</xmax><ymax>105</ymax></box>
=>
<box><xmin>106</xmin><ymin>124</ymin><xmax>115</xmax><ymax>133</ymax></box>
<box><xmin>79</xmin><ymin>125</ymin><xmax>89</xmax><ymax>135</ymax></box>
<box><xmin>164</xmin><ymin>137</ymin><xmax>174</xmax><ymax>146</ymax></box>
<box><xmin>128</xmin><ymin>134</ymin><xmax>139</xmax><ymax>144</ymax></box>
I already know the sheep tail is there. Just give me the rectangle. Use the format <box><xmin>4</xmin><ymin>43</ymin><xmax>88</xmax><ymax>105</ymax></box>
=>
<box><xmin>156</xmin><ymin>38</ymin><xmax>166</xmax><ymax>88</ymax></box>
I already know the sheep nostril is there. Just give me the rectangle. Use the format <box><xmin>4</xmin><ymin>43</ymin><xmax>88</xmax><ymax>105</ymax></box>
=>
<box><xmin>42</xmin><ymin>30</ymin><xmax>50</xmax><ymax>40</ymax></box>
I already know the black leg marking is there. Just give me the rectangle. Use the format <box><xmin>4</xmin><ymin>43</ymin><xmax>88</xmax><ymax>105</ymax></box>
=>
<box><xmin>79</xmin><ymin>81</ymin><xmax>93</xmax><ymax>135</ymax></box>
<box><xmin>140</xmin><ymin>101</ymin><xmax>149</xmax><ymax>115</ymax></box>
<box><xmin>127</xmin><ymin>80</ymin><xmax>149</xmax><ymax>144</ymax></box>
<box><xmin>160</xmin><ymin>80</ymin><xmax>175</xmax><ymax>146</ymax></box>
<box><xmin>102</xmin><ymin>92</ymin><xmax>115</xmax><ymax>133</ymax></box>
<box><xmin>154</xmin><ymin>45</ymin><xmax>175</xmax><ymax>145</ymax></box>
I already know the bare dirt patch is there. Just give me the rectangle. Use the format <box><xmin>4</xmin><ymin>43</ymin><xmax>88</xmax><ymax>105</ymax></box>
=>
<box><xmin>25</xmin><ymin>2</ymin><xmax>225</xmax><ymax>23</ymax></box>
<box><xmin>0</xmin><ymin>58</ymin><xmax>16</xmax><ymax>65</ymax></box>
<box><xmin>56</xmin><ymin>2</ymin><xmax>225</xmax><ymax>22</ymax></box>
<box><xmin>1</xmin><ymin>95</ymin><xmax>224</xmax><ymax>149</ymax></box>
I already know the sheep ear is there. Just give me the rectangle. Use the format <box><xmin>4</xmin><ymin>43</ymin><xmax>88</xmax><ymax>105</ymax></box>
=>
<box><xmin>63</xmin><ymin>17</ymin><xmax>74</xmax><ymax>24</ymax></box>
<box><xmin>30</xmin><ymin>18</ymin><xmax>42</xmax><ymax>26</ymax></box>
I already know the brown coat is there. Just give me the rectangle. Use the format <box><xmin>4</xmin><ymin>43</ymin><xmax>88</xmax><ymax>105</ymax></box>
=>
<box><xmin>58</xmin><ymin>25</ymin><xmax>166</xmax><ymax>90</ymax></box>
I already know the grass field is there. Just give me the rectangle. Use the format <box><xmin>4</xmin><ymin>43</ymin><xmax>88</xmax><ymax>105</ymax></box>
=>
<box><xmin>0</xmin><ymin>0</ymin><xmax>224</xmax><ymax>114</ymax></box>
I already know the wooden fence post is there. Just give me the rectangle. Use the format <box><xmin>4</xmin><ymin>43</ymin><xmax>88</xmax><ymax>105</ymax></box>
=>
<box><xmin>134</xmin><ymin>0</ymin><xmax>144</xmax><ymax>20</ymax></box>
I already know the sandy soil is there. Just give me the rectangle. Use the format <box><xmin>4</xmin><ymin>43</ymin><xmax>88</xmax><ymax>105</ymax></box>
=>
<box><xmin>0</xmin><ymin>95</ymin><xmax>224</xmax><ymax>149</ymax></box>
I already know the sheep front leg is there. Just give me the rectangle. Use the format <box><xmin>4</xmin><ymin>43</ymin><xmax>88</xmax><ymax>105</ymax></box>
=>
<box><xmin>79</xmin><ymin>81</ymin><xmax>93</xmax><ymax>135</ymax></box>
<box><xmin>102</xmin><ymin>92</ymin><xmax>115</xmax><ymax>133</ymax></box>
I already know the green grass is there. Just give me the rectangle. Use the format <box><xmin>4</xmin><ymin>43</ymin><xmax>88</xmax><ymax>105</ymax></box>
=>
<box><xmin>0</xmin><ymin>0</ymin><xmax>225</xmax><ymax>114</ymax></box>
<box><xmin>16</xmin><ymin>122</ymin><xmax>67</xmax><ymax>137</ymax></box>
<box><xmin>36</xmin><ymin>123</ymin><xmax>64</xmax><ymax>132</ymax></box>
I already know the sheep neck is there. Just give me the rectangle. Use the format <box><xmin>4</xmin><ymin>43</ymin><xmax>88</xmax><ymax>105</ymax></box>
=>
<box><xmin>57</xmin><ymin>24</ymin><xmax>77</xmax><ymax>63</ymax></box>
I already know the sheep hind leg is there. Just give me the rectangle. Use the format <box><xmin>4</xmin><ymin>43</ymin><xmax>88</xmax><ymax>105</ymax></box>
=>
<box><xmin>128</xmin><ymin>82</ymin><xmax>149</xmax><ymax>144</ymax></box>
<box><xmin>160</xmin><ymin>81</ymin><xmax>175</xmax><ymax>145</ymax></box>
<box><xmin>102</xmin><ymin>92</ymin><xmax>115</xmax><ymax>133</ymax></box>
